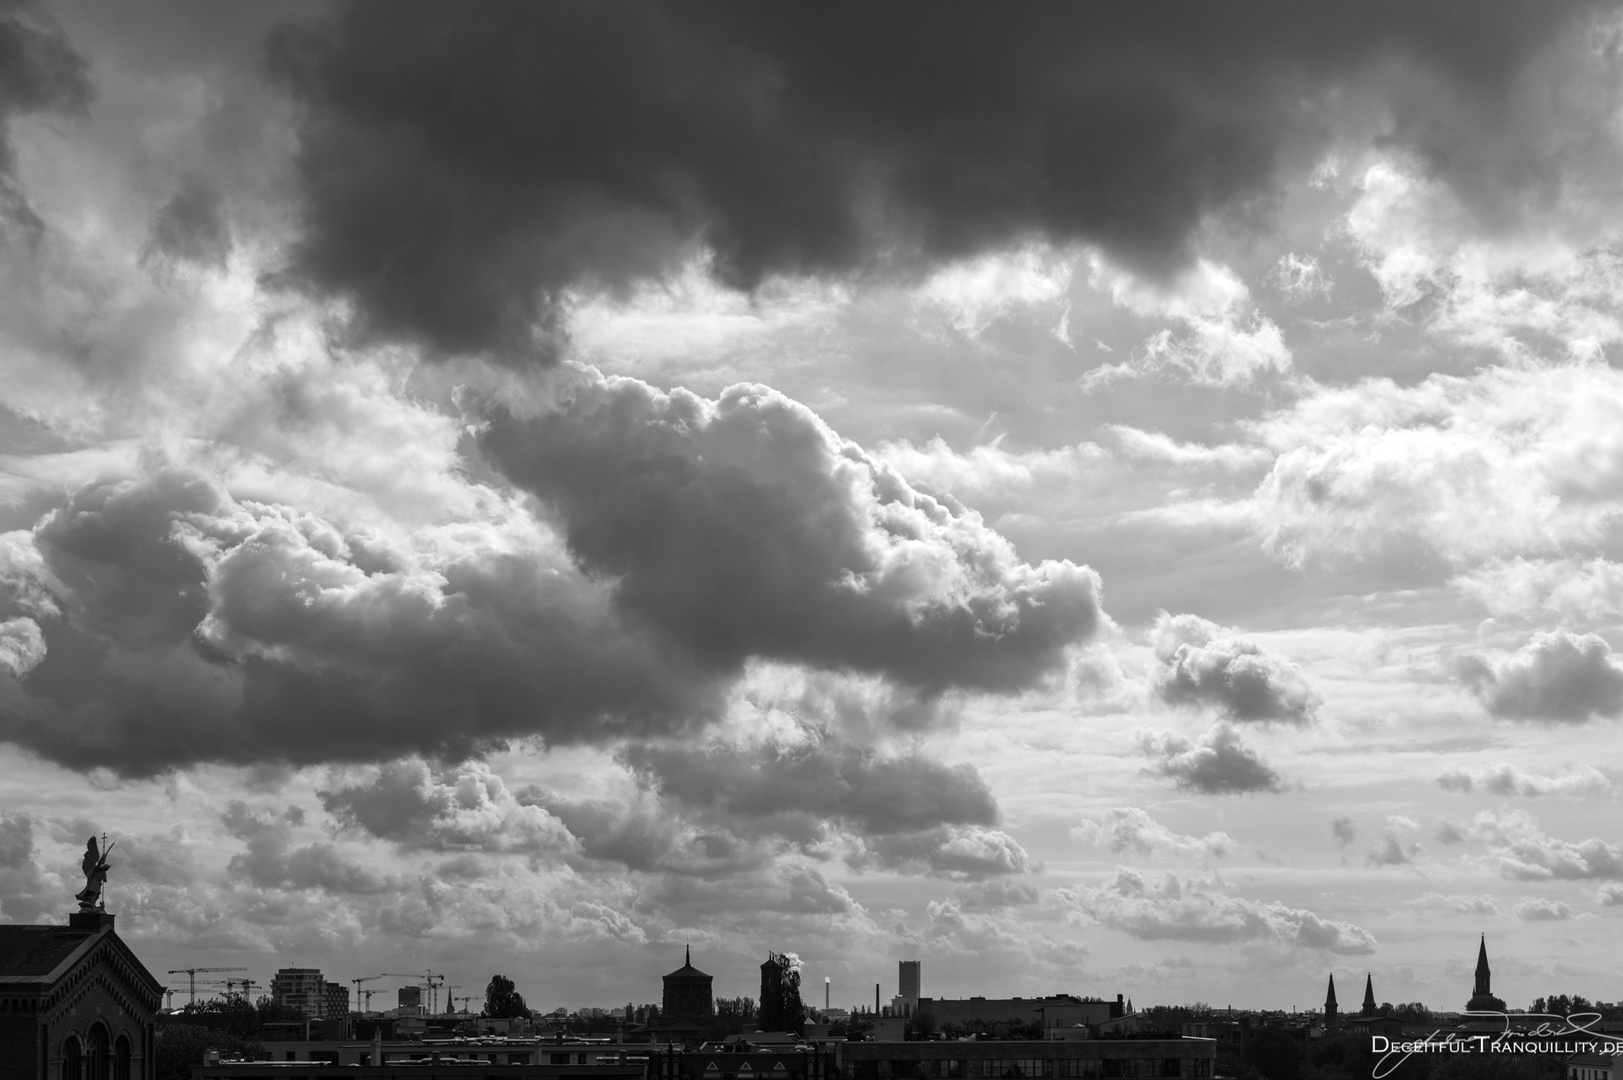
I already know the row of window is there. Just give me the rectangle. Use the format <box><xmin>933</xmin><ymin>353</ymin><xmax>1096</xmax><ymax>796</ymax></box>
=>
<box><xmin>851</xmin><ymin>1058</ymin><xmax>1208</xmax><ymax>1080</ymax></box>
<box><xmin>60</xmin><ymin>1026</ymin><xmax>134</xmax><ymax>1080</ymax></box>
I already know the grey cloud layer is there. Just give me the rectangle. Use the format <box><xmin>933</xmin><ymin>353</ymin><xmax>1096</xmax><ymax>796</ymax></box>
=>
<box><xmin>619</xmin><ymin>738</ymin><xmax>998</xmax><ymax>841</ymax></box>
<box><xmin>260</xmin><ymin>0</ymin><xmax>1599</xmax><ymax>359</ymax></box>
<box><xmin>0</xmin><ymin>3</ymin><xmax>92</xmax><ymax>240</ymax></box>
<box><xmin>320</xmin><ymin>740</ymin><xmax>1030</xmax><ymax>883</ymax></box>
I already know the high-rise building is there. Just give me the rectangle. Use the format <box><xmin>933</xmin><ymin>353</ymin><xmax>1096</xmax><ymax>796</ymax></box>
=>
<box><xmin>322</xmin><ymin>980</ymin><xmax>349</xmax><ymax>1020</ymax></box>
<box><xmin>398</xmin><ymin>985</ymin><xmax>423</xmax><ymax>1014</ymax></box>
<box><xmin>898</xmin><ymin>961</ymin><xmax>921</xmax><ymax>1012</ymax></box>
<box><xmin>271</xmin><ymin>968</ymin><xmax>325</xmax><ymax>1018</ymax></box>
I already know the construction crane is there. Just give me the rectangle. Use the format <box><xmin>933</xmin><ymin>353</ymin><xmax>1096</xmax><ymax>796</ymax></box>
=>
<box><xmin>453</xmin><ymin>995</ymin><xmax>476</xmax><ymax>1014</ymax></box>
<box><xmin>352</xmin><ymin>975</ymin><xmax>383</xmax><ymax>1014</ymax></box>
<box><xmin>381</xmin><ymin>971</ymin><xmax>445</xmax><ymax>1014</ymax></box>
<box><xmin>222</xmin><ymin>977</ymin><xmax>259</xmax><ymax>1000</ymax></box>
<box><xmin>166</xmin><ymin>967</ymin><xmax>247</xmax><ymax>1007</ymax></box>
<box><xmin>164</xmin><ymin>979</ymin><xmax>236</xmax><ymax>1010</ymax></box>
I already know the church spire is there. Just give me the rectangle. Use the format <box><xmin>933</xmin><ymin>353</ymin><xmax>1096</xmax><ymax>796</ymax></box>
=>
<box><xmin>1362</xmin><ymin>973</ymin><xmax>1376</xmax><ymax>1016</ymax></box>
<box><xmin>1474</xmin><ymin>933</ymin><xmax>1491</xmax><ymax>994</ymax></box>
<box><xmin>1325</xmin><ymin>974</ymin><xmax>1338</xmax><ymax>1026</ymax></box>
<box><xmin>686</xmin><ymin>944</ymin><xmax>691</xmax><ymax>968</ymax></box>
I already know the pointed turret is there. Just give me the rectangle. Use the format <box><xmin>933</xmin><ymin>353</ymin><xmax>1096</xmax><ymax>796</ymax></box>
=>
<box><xmin>1465</xmin><ymin>934</ymin><xmax>1505</xmax><ymax>1012</ymax></box>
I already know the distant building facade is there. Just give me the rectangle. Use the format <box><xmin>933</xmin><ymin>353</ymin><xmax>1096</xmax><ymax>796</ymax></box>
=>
<box><xmin>0</xmin><ymin>910</ymin><xmax>163</xmax><ymax>1080</ymax></box>
<box><xmin>899</xmin><ymin>962</ymin><xmax>921</xmax><ymax>1013</ymax></box>
<box><xmin>272</xmin><ymin>967</ymin><xmax>327</xmax><ymax>1018</ymax></box>
<box><xmin>917</xmin><ymin>995</ymin><xmax>1123</xmax><ymax>1032</ymax></box>
<box><xmin>323</xmin><ymin>980</ymin><xmax>350</xmax><ymax>1020</ymax></box>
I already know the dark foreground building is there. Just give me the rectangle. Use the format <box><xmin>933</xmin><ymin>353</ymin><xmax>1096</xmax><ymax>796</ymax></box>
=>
<box><xmin>0</xmin><ymin>910</ymin><xmax>163</xmax><ymax>1080</ymax></box>
<box><xmin>840</xmin><ymin>1038</ymin><xmax>1215</xmax><ymax>1079</ymax></box>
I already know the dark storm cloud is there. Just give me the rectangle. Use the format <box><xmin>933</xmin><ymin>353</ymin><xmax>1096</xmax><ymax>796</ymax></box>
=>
<box><xmin>482</xmin><ymin>377</ymin><xmax>1102</xmax><ymax>694</ymax></box>
<box><xmin>0</xmin><ymin>2</ymin><xmax>91</xmax><ymax>240</ymax></box>
<box><xmin>1150</xmin><ymin>612</ymin><xmax>1321</xmax><ymax>724</ymax></box>
<box><xmin>1458</xmin><ymin>630</ymin><xmax>1623</xmax><ymax>722</ymax></box>
<box><xmin>145</xmin><ymin>175</ymin><xmax>232</xmax><ymax>269</ymax></box>
<box><xmin>262</xmin><ymin>0</ymin><xmax>1601</xmax><ymax>360</ymax></box>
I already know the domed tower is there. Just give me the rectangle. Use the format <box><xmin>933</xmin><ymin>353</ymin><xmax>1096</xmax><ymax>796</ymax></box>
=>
<box><xmin>1464</xmin><ymin>934</ymin><xmax>1506</xmax><ymax>1012</ymax></box>
<box><xmin>662</xmin><ymin>946</ymin><xmax>714</xmax><ymax>1019</ymax></box>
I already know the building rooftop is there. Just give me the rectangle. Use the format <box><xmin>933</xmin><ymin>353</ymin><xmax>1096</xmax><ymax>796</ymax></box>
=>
<box><xmin>0</xmin><ymin>924</ymin><xmax>102</xmax><ymax>982</ymax></box>
<box><xmin>665</xmin><ymin>946</ymin><xmax>710</xmax><ymax>980</ymax></box>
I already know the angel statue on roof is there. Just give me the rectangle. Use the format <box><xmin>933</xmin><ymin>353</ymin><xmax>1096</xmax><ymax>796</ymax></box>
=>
<box><xmin>75</xmin><ymin>834</ymin><xmax>113</xmax><ymax>912</ymax></box>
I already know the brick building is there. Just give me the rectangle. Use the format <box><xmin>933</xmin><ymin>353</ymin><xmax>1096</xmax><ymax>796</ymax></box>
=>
<box><xmin>0</xmin><ymin>910</ymin><xmax>163</xmax><ymax>1080</ymax></box>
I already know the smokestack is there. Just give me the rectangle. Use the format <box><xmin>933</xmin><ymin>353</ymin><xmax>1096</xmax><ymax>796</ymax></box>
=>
<box><xmin>875</xmin><ymin>983</ymin><xmax>880</xmax><ymax>1015</ymax></box>
<box><xmin>825</xmin><ymin>977</ymin><xmax>830</xmax><ymax>1011</ymax></box>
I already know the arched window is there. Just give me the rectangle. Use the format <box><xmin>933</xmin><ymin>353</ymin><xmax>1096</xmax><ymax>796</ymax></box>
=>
<box><xmin>113</xmin><ymin>1034</ymin><xmax>132</xmax><ymax>1080</ymax></box>
<box><xmin>87</xmin><ymin>1024</ymin><xmax>110</xmax><ymax>1080</ymax></box>
<box><xmin>61</xmin><ymin>1035</ymin><xmax>82</xmax><ymax>1080</ymax></box>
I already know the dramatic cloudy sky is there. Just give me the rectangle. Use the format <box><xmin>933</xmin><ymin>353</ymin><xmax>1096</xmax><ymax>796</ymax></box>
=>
<box><xmin>4</xmin><ymin>0</ymin><xmax>1623</xmax><ymax>1014</ymax></box>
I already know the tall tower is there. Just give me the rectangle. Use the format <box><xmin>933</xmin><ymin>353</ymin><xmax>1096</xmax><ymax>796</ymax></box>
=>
<box><xmin>1465</xmin><ymin>934</ymin><xmax>1506</xmax><ymax>1012</ymax></box>
<box><xmin>1362</xmin><ymin>973</ymin><xmax>1376</xmax><ymax>1017</ymax></box>
<box><xmin>1324</xmin><ymin>974</ymin><xmax>1338</xmax><ymax>1026</ymax></box>
<box><xmin>662</xmin><ymin>946</ymin><xmax>714</xmax><ymax>1019</ymax></box>
<box><xmin>899</xmin><ymin>961</ymin><xmax>921</xmax><ymax>1012</ymax></box>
